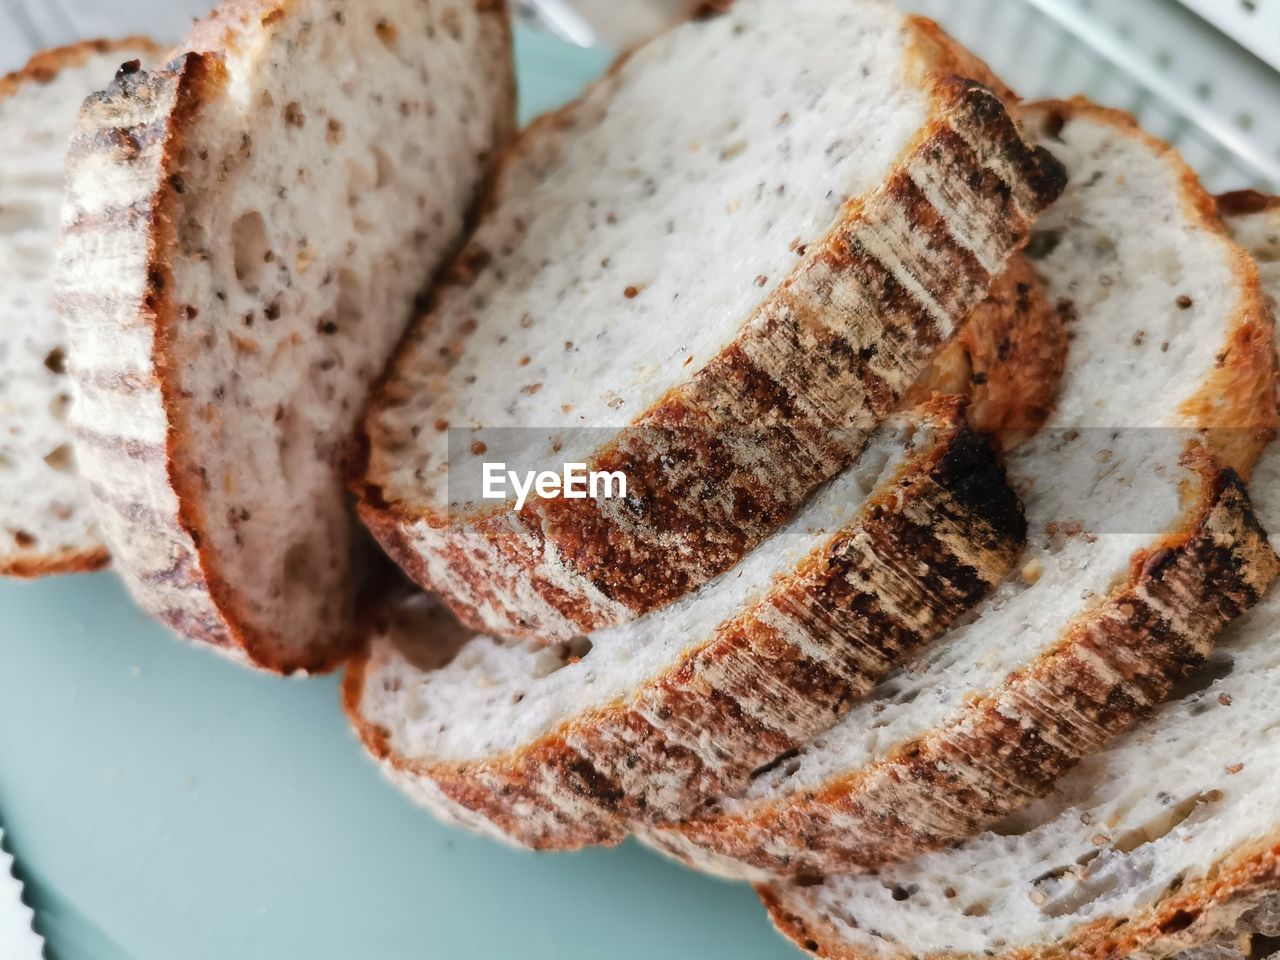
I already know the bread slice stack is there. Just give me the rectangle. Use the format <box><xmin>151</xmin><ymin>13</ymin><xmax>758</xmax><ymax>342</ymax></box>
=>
<box><xmin>0</xmin><ymin>39</ymin><xmax>159</xmax><ymax>578</ymax></box>
<box><xmin>25</xmin><ymin>0</ymin><xmax>1280</xmax><ymax>957</ymax></box>
<box><xmin>354</xmin><ymin>0</ymin><xmax>1066</xmax><ymax>643</ymax></box>
<box><xmin>58</xmin><ymin>0</ymin><xmax>516</xmax><ymax>672</ymax></box>
<box><xmin>641</xmin><ymin>100</ymin><xmax>1280</xmax><ymax>881</ymax></box>
<box><xmin>761</xmin><ymin>196</ymin><xmax>1280</xmax><ymax>960</ymax></box>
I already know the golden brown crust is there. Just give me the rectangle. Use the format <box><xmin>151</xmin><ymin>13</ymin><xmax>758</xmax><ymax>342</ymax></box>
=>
<box><xmin>0</xmin><ymin>37</ymin><xmax>164</xmax><ymax>99</ymax></box>
<box><xmin>1027</xmin><ymin>100</ymin><xmax>1279</xmax><ymax>479</ymax></box>
<box><xmin>652</xmin><ymin>100</ymin><xmax>1280</xmax><ymax>880</ymax></box>
<box><xmin>346</xmin><ymin>396</ymin><xmax>1032</xmax><ymax>849</ymax></box>
<box><xmin>0</xmin><ymin>547</ymin><xmax>111</xmax><ymax>579</ymax></box>
<box><xmin>903</xmin><ymin>15</ymin><xmax>1018</xmax><ymax>105</ymax></box>
<box><xmin>760</xmin><ymin>837</ymin><xmax>1280</xmax><ymax>960</ymax></box>
<box><xmin>906</xmin><ymin>255</ymin><xmax>1066</xmax><ymax>447</ymax></box>
<box><xmin>357</xmin><ymin>17</ymin><xmax>1068</xmax><ymax>643</ymax></box>
<box><xmin>657</xmin><ymin>462</ymin><xmax>1277</xmax><ymax>877</ymax></box>
<box><xmin>1217</xmin><ymin>189</ymin><xmax>1280</xmax><ymax>217</ymax></box>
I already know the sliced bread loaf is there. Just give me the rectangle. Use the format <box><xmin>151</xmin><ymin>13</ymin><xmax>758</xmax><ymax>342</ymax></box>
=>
<box><xmin>641</xmin><ymin>100</ymin><xmax>1280</xmax><ymax>881</ymax></box>
<box><xmin>345</xmin><ymin>398</ymin><xmax>1026</xmax><ymax>848</ymax></box>
<box><xmin>760</xmin><ymin>198</ymin><xmax>1280</xmax><ymax>960</ymax></box>
<box><xmin>344</xmin><ymin>254</ymin><xmax>1068</xmax><ymax>849</ymax></box>
<box><xmin>355</xmin><ymin>0</ymin><xmax>1067</xmax><ymax>643</ymax></box>
<box><xmin>58</xmin><ymin>0</ymin><xmax>515</xmax><ymax>672</ymax></box>
<box><xmin>0</xmin><ymin>39</ymin><xmax>159</xmax><ymax>578</ymax></box>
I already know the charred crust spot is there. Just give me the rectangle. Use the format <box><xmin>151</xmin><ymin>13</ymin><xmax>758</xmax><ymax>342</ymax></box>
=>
<box><xmin>691</xmin><ymin>0</ymin><xmax>736</xmax><ymax>19</ymax></box>
<box><xmin>1159</xmin><ymin>910</ymin><xmax>1199</xmax><ymax>934</ymax></box>
<box><xmin>932</xmin><ymin>429</ymin><xmax>1026</xmax><ymax>545</ymax></box>
<box><xmin>1216</xmin><ymin>189</ymin><xmax>1277</xmax><ymax>216</ymax></box>
<box><xmin>1140</xmin><ymin>547</ymin><xmax>1176</xmax><ymax>581</ymax></box>
<box><xmin>1040</xmin><ymin>108</ymin><xmax>1067</xmax><ymax>142</ymax></box>
<box><xmin>1029</xmin><ymin>145</ymin><xmax>1069</xmax><ymax>201</ymax></box>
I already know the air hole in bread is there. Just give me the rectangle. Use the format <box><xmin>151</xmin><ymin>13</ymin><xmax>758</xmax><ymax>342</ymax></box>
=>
<box><xmin>43</xmin><ymin>443</ymin><xmax>74</xmax><ymax>474</ymax></box>
<box><xmin>334</xmin><ymin>270</ymin><xmax>360</xmax><ymax>331</ymax></box>
<box><xmin>376</xmin><ymin>19</ymin><xmax>398</xmax><ymax>49</ymax></box>
<box><xmin>1025</xmin><ymin>229</ymin><xmax>1062</xmax><ymax>261</ymax></box>
<box><xmin>1111</xmin><ymin>791</ymin><xmax>1222</xmax><ymax>855</ymax></box>
<box><xmin>49</xmin><ymin>392</ymin><xmax>71</xmax><ymax>422</ymax></box>
<box><xmin>531</xmin><ymin>636</ymin><xmax>593</xmax><ymax>679</ymax></box>
<box><xmin>347</xmin><ymin>158</ymin><xmax>374</xmax><ymax>206</ymax></box>
<box><xmin>372</xmin><ymin>146</ymin><xmax>394</xmax><ymax>189</ymax></box>
<box><xmin>283</xmin><ymin>539</ymin><xmax>317</xmax><ymax>600</ymax></box>
<box><xmin>232</xmin><ymin>210</ymin><xmax>272</xmax><ymax>294</ymax></box>
<box><xmin>751</xmin><ymin>748</ymin><xmax>802</xmax><ymax>781</ymax></box>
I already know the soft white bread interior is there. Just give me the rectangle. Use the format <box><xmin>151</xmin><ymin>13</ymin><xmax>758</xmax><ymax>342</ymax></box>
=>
<box><xmin>58</xmin><ymin>0</ymin><xmax>515</xmax><ymax>671</ymax></box>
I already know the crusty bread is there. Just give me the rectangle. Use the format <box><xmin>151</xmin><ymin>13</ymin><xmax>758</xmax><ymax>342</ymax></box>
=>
<box><xmin>0</xmin><ymin>39</ymin><xmax>160</xmax><ymax>578</ymax></box>
<box><xmin>903</xmin><ymin>256</ymin><xmax>1066</xmax><ymax>448</ymax></box>
<box><xmin>58</xmin><ymin>0</ymin><xmax>515</xmax><ymax>672</ymax></box>
<box><xmin>344</xmin><ymin>253</ymin><xmax>1068</xmax><ymax>848</ymax></box>
<box><xmin>642</xmin><ymin>100</ymin><xmax>1280</xmax><ymax>881</ymax></box>
<box><xmin>346</xmin><ymin>399</ymin><xmax>1027</xmax><ymax>848</ymax></box>
<box><xmin>759</xmin><ymin>197</ymin><xmax>1280</xmax><ymax>960</ymax></box>
<box><xmin>356</xmin><ymin>0</ymin><xmax>1067</xmax><ymax>643</ymax></box>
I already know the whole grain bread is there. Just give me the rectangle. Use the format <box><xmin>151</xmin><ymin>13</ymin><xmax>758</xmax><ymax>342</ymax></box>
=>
<box><xmin>58</xmin><ymin>0</ymin><xmax>515</xmax><ymax>672</ymax></box>
<box><xmin>641</xmin><ymin>100</ymin><xmax>1280</xmax><ymax>881</ymax></box>
<box><xmin>0</xmin><ymin>39</ymin><xmax>160</xmax><ymax>578</ymax></box>
<box><xmin>343</xmin><ymin>257</ymin><xmax>1066</xmax><ymax>848</ymax></box>
<box><xmin>356</xmin><ymin>0</ymin><xmax>1067</xmax><ymax>643</ymax></box>
<box><xmin>346</xmin><ymin>399</ymin><xmax>1026</xmax><ymax>848</ymax></box>
<box><xmin>760</xmin><ymin>198</ymin><xmax>1280</xmax><ymax>960</ymax></box>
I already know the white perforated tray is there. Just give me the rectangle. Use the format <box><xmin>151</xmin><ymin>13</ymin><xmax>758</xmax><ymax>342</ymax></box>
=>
<box><xmin>5</xmin><ymin>0</ymin><xmax>1279</xmax><ymax>194</ymax></box>
<box><xmin>1177</xmin><ymin>0</ymin><xmax>1280</xmax><ymax>72</ymax></box>
<box><xmin>900</xmin><ymin>0</ymin><xmax>1280</xmax><ymax>192</ymax></box>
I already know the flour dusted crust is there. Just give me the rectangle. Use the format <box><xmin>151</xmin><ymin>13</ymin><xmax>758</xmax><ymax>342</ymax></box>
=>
<box><xmin>346</xmin><ymin>397</ymin><xmax>1031</xmax><ymax>848</ymax></box>
<box><xmin>357</xmin><ymin>0</ymin><xmax>1067</xmax><ymax>643</ymax></box>
<box><xmin>641</xmin><ymin>100</ymin><xmax>1279</xmax><ymax>880</ymax></box>
<box><xmin>0</xmin><ymin>39</ymin><xmax>161</xmax><ymax>577</ymax></box>
<box><xmin>345</xmin><ymin>243</ymin><xmax>1071</xmax><ymax>849</ymax></box>
<box><xmin>761</xmin><ymin>195</ymin><xmax>1280</xmax><ymax>960</ymax></box>
<box><xmin>59</xmin><ymin>0</ymin><xmax>515</xmax><ymax>672</ymax></box>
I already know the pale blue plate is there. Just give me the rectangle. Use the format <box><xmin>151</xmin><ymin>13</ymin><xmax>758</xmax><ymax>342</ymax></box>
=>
<box><xmin>0</xmin><ymin>29</ymin><xmax>794</xmax><ymax>960</ymax></box>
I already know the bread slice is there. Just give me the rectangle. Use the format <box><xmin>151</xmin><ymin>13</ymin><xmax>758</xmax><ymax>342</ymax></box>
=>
<box><xmin>342</xmin><ymin>253</ymin><xmax>1071</xmax><ymax>847</ymax></box>
<box><xmin>642</xmin><ymin>100</ymin><xmax>1280</xmax><ymax>881</ymax></box>
<box><xmin>759</xmin><ymin>196</ymin><xmax>1280</xmax><ymax>960</ymax></box>
<box><xmin>0</xmin><ymin>39</ymin><xmax>160</xmax><ymax>578</ymax></box>
<box><xmin>58</xmin><ymin>0</ymin><xmax>515</xmax><ymax>672</ymax></box>
<box><xmin>355</xmin><ymin>0</ymin><xmax>1067</xmax><ymax>643</ymax></box>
